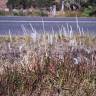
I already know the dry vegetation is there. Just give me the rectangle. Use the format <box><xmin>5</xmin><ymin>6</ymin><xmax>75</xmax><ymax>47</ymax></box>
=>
<box><xmin>0</xmin><ymin>33</ymin><xmax>96</xmax><ymax>96</ymax></box>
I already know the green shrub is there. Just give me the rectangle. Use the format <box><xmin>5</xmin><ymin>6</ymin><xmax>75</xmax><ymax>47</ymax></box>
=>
<box><xmin>0</xmin><ymin>11</ymin><xmax>5</xmax><ymax>16</ymax></box>
<box><xmin>32</xmin><ymin>11</ymin><xmax>48</xmax><ymax>16</ymax></box>
<box><xmin>82</xmin><ymin>5</ymin><xmax>96</xmax><ymax>17</ymax></box>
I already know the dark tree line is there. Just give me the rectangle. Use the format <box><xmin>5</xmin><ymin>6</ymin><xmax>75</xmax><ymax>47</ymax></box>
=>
<box><xmin>7</xmin><ymin>0</ymin><xmax>55</xmax><ymax>9</ymax></box>
<box><xmin>7</xmin><ymin>0</ymin><xmax>96</xmax><ymax>9</ymax></box>
<box><xmin>7</xmin><ymin>0</ymin><xmax>96</xmax><ymax>16</ymax></box>
<box><xmin>7</xmin><ymin>0</ymin><xmax>33</xmax><ymax>9</ymax></box>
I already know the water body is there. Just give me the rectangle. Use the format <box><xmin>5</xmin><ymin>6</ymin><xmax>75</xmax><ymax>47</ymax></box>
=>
<box><xmin>0</xmin><ymin>16</ymin><xmax>96</xmax><ymax>36</ymax></box>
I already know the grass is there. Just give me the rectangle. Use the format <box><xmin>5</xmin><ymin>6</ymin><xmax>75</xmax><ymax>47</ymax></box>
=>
<box><xmin>0</xmin><ymin>9</ymin><xmax>48</xmax><ymax>16</ymax></box>
<box><xmin>0</xmin><ymin>9</ymin><xmax>87</xmax><ymax>17</ymax></box>
<box><xmin>56</xmin><ymin>10</ymin><xmax>83</xmax><ymax>17</ymax></box>
<box><xmin>0</xmin><ymin>33</ymin><xmax>96</xmax><ymax>96</ymax></box>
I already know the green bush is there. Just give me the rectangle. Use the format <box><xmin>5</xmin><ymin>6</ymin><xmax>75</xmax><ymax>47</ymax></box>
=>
<box><xmin>13</xmin><ymin>10</ymin><xmax>26</xmax><ymax>16</ymax></box>
<box><xmin>13</xmin><ymin>11</ymin><xmax>20</xmax><ymax>16</ymax></box>
<box><xmin>82</xmin><ymin>6</ymin><xmax>95</xmax><ymax>17</ymax></box>
<box><xmin>0</xmin><ymin>11</ymin><xmax>5</xmax><ymax>16</ymax></box>
<box><xmin>39</xmin><ymin>11</ymin><xmax>48</xmax><ymax>16</ymax></box>
<box><xmin>32</xmin><ymin>10</ymin><xmax>48</xmax><ymax>16</ymax></box>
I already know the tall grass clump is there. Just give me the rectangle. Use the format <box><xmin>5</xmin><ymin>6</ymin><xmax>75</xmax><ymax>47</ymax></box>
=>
<box><xmin>0</xmin><ymin>32</ymin><xmax>96</xmax><ymax>96</ymax></box>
